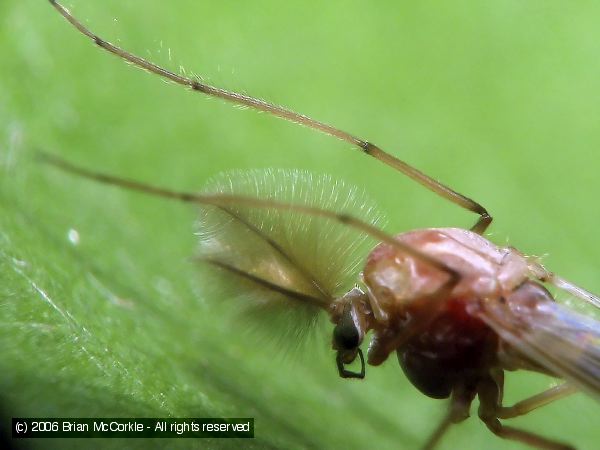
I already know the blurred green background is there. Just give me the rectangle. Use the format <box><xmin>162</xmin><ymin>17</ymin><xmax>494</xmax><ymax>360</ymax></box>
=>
<box><xmin>1</xmin><ymin>1</ymin><xmax>599</xmax><ymax>449</ymax></box>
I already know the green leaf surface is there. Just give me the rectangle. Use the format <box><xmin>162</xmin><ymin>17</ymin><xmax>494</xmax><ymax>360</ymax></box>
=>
<box><xmin>2</xmin><ymin>1</ymin><xmax>599</xmax><ymax>449</ymax></box>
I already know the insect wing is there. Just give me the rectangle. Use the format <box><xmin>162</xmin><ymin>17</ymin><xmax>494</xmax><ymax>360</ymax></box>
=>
<box><xmin>477</xmin><ymin>295</ymin><xmax>600</xmax><ymax>400</ymax></box>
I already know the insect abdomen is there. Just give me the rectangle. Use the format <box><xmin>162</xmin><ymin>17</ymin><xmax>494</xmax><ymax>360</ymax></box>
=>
<box><xmin>397</xmin><ymin>297</ymin><xmax>497</xmax><ymax>399</ymax></box>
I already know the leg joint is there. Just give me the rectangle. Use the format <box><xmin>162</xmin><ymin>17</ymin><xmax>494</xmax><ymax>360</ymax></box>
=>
<box><xmin>359</xmin><ymin>140</ymin><xmax>375</xmax><ymax>154</ymax></box>
<box><xmin>93</xmin><ymin>36</ymin><xmax>107</xmax><ymax>47</ymax></box>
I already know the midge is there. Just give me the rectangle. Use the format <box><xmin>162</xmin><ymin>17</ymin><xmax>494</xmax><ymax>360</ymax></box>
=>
<box><xmin>47</xmin><ymin>1</ymin><xmax>600</xmax><ymax>449</ymax></box>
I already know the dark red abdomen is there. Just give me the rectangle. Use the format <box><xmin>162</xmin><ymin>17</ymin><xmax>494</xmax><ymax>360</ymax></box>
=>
<box><xmin>398</xmin><ymin>297</ymin><xmax>497</xmax><ymax>399</ymax></box>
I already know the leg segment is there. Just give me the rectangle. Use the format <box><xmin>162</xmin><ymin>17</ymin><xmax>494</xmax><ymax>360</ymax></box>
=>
<box><xmin>478</xmin><ymin>376</ymin><xmax>575</xmax><ymax>450</ymax></box>
<box><xmin>48</xmin><ymin>0</ymin><xmax>491</xmax><ymax>233</ymax></box>
<box><xmin>421</xmin><ymin>384</ymin><xmax>476</xmax><ymax>450</ymax></box>
<box><xmin>483</xmin><ymin>419</ymin><xmax>574</xmax><ymax>450</ymax></box>
<box><xmin>497</xmin><ymin>383</ymin><xmax>576</xmax><ymax>419</ymax></box>
<box><xmin>40</xmin><ymin>153</ymin><xmax>460</xmax><ymax>284</ymax></box>
<box><xmin>528</xmin><ymin>260</ymin><xmax>600</xmax><ymax>309</ymax></box>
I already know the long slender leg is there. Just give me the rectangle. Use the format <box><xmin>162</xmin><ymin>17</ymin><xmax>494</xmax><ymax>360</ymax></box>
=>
<box><xmin>478</xmin><ymin>376</ymin><xmax>575</xmax><ymax>450</ymax></box>
<box><xmin>421</xmin><ymin>384</ymin><xmax>476</xmax><ymax>450</ymax></box>
<box><xmin>48</xmin><ymin>0</ymin><xmax>492</xmax><ymax>234</ymax></box>
<box><xmin>497</xmin><ymin>383</ymin><xmax>576</xmax><ymax>419</ymax></box>
<box><xmin>40</xmin><ymin>153</ymin><xmax>460</xmax><ymax>285</ymax></box>
<box><xmin>528</xmin><ymin>260</ymin><xmax>600</xmax><ymax>309</ymax></box>
<box><xmin>483</xmin><ymin>420</ymin><xmax>574</xmax><ymax>450</ymax></box>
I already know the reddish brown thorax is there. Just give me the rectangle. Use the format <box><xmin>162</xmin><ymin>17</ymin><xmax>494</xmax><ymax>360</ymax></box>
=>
<box><xmin>361</xmin><ymin>228</ymin><xmax>532</xmax><ymax>398</ymax></box>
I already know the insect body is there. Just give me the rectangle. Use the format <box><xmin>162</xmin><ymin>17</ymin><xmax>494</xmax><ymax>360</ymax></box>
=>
<box><xmin>47</xmin><ymin>2</ymin><xmax>600</xmax><ymax>449</ymax></box>
<box><xmin>363</xmin><ymin>228</ymin><xmax>528</xmax><ymax>373</ymax></box>
<box><xmin>323</xmin><ymin>226</ymin><xmax>599</xmax><ymax>450</ymax></box>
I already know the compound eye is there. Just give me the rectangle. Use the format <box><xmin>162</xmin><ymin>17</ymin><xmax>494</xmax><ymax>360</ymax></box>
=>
<box><xmin>333</xmin><ymin>316</ymin><xmax>360</xmax><ymax>350</ymax></box>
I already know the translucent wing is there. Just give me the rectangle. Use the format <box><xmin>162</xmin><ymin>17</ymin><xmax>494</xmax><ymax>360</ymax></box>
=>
<box><xmin>476</xmin><ymin>290</ymin><xmax>600</xmax><ymax>401</ymax></box>
<box><xmin>196</xmin><ymin>169</ymin><xmax>384</xmax><ymax>343</ymax></box>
